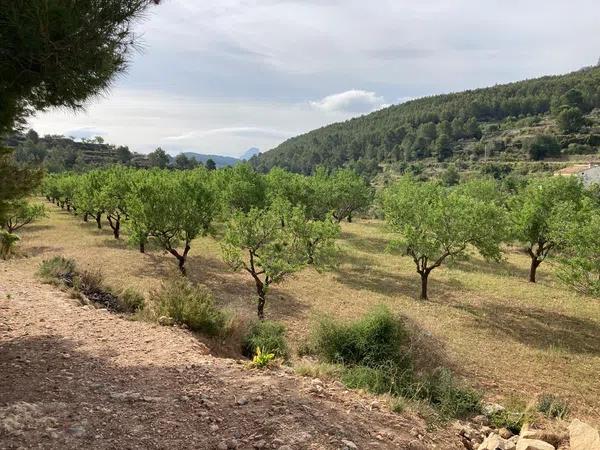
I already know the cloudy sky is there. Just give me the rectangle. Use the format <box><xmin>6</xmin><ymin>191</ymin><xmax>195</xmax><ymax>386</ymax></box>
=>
<box><xmin>30</xmin><ymin>0</ymin><xmax>600</xmax><ymax>157</ymax></box>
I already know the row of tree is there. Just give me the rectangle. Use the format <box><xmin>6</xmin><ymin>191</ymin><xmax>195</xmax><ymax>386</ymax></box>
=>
<box><xmin>29</xmin><ymin>165</ymin><xmax>600</xmax><ymax>316</ymax></box>
<box><xmin>40</xmin><ymin>165</ymin><xmax>373</xmax><ymax>318</ymax></box>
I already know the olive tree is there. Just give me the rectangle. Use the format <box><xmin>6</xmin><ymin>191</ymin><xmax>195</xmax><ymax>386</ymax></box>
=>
<box><xmin>382</xmin><ymin>176</ymin><xmax>507</xmax><ymax>300</ymax></box>
<box><xmin>509</xmin><ymin>176</ymin><xmax>586</xmax><ymax>283</ymax></box>
<box><xmin>221</xmin><ymin>202</ymin><xmax>336</xmax><ymax>319</ymax></box>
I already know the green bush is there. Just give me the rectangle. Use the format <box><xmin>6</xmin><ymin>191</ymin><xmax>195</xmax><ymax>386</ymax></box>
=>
<box><xmin>307</xmin><ymin>306</ymin><xmax>481</xmax><ymax>420</ymax></box>
<box><xmin>37</xmin><ymin>256</ymin><xmax>76</xmax><ymax>284</ymax></box>
<box><xmin>490</xmin><ymin>403</ymin><xmax>529</xmax><ymax>434</ymax></box>
<box><xmin>309</xmin><ymin>306</ymin><xmax>410</xmax><ymax>368</ymax></box>
<box><xmin>118</xmin><ymin>288</ymin><xmax>145</xmax><ymax>313</ymax></box>
<box><xmin>243</xmin><ymin>320</ymin><xmax>289</xmax><ymax>360</ymax></box>
<box><xmin>151</xmin><ymin>278</ymin><xmax>229</xmax><ymax>337</ymax></box>
<box><xmin>418</xmin><ymin>368</ymin><xmax>481</xmax><ymax>419</ymax></box>
<box><xmin>0</xmin><ymin>231</ymin><xmax>20</xmax><ymax>260</ymax></box>
<box><xmin>537</xmin><ymin>394</ymin><xmax>569</xmax><ymax>419</ymax></box>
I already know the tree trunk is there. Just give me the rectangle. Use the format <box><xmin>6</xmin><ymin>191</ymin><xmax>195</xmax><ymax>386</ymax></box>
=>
<box><xmin>419</xmin><ymin>271</ymin><xmax>429</xmax><ymax>300</ymax></box>
<box><xmin>256</xmin><ymin>281</ymin><xmax>266</xmax><ymax>320</ymax></box>
<box><xmin>95</xmin><ymin>213</ymin><xmax>102</xmax><ymax>229</ymax></box>
<box><xmin>108</xmin><ymin>216</ymin><xmax>120</xmax><ymax>239</ymax></box>
<box><xmin>83</xmin><ymin>213</ymin><xmax>88</xmax><ymax>222</ymax></box>
<box><xmin>66</xmin><ymin>204</ymin><xmax>71</xmax><ymax>212</ymax></box>
<box><xmin>139</xmin><ymin>242</ymin><xmax>145</xmax><ymax>254</ymax></box>
<box><xmin>529</xmin><ymin>257</ymin><xmax>541</xmax><ymax>283</ymax></box>
<box><xmin>168</xmin><ymin>244</ymin><xmax>190</xmax><ymax>275</ymax></box>
<box><xmin>347</xmin><ymin>213</ymin><xmax>352</xmax><ymax>223</ymax></box>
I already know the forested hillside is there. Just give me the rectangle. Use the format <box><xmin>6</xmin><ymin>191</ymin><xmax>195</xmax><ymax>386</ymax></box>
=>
<box><xmin>252</xmin><ymin>66</ymin><xmax>600</xmax><ymax>176</ymax></box>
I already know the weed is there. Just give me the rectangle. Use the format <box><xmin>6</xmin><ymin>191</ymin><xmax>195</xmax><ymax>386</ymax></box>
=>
<box><xmin>243</xmin><ymin>320</ymin><xmax>289</xmax><ymax>360</ymax></box>
<box><xmin>0</xmin><ymin>231</ymin><xmax>19</xmax><ymax>260</ymax></box>
<box><xmin>117</xmin><ymin>288</ymin><xmax>145</xmax><ymax>313</ymax></box>
<box><xmin>489</xmin><ymin>400</ymin><xmax>531</xmax><ymax>434</ymax></box>
<box><xmin>537</xmin><ymin>394</ymin><xmax>569</xmax><ymax>420</ymax></box>
<box><xmin>37</xmin><ymin>256</ymin><xmax>76</xmax><ymax>285</ymax></box>
<box><xmin>247</xmin><ymin>347</ymin><xmax>275</xmax><ymax>369</ymax></box>
<box><xmin>151</xmin><ymin>278</ymin><xmax>229</xmax><ymax>337</ymax></box>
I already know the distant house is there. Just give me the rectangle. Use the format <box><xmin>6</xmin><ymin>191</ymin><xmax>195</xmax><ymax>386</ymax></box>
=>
<box><xmin>554</xmin><ymin>163</ymin><xmax>600</xmax><ymax>187</ymax></box>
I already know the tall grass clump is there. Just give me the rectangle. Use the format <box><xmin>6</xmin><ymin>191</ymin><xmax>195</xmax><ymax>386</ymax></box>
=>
<box><xmin>151</xmin><ymin>278</ymin><xmax>230</xmax><ymax>337</ymax></box>
<box><xmin>37</xmin><ymin>256</ymin><xmax>76</xmax><ymax>284</ymax></box>
<box><xmin>243</xmin><ymin>320</ymin><xmax>289</xmax><ymax>361</ymax></box>
<box><xmin>307</xmin><ymin>306</ymin><xmax>480</xmax><ymax>420</ymax></box>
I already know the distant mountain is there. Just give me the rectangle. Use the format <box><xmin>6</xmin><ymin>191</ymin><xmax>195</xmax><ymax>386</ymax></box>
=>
<box><xmin>182</xmin><ymin>152</ymin><xmax>240</xmax><ymax>168</ymax></box>
<box><xmin>240</xmin><ymin>147</ymin><xmax>260</xmax><ymax>160</ymax></box>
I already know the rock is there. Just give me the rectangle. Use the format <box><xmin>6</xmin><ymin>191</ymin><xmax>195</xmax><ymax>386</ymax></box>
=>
<box><xmin>217</xmin><ymin>443</ymin><xmax>228</xmax><ymax>450</ymax></box>
<box><xmin>499</xmin><ymin>428</ymin><xmax>514</xmax><ymax>439</ymax></box>
<box><xmin>477</xmin><ymin>433</ymin><xmax>515</xmax><ymax>450</ymax></box>
<box><xmin>520</xmin><ymin>425</ymin><xmax>541</xmax><ymax>440</ymax></box>
<box><xmin>569</xmin><ymin>419</ymin><xmax>600</xmax><ymax>450</ymax></box>
<box><xmin>473</xmin><ymin>415</ymin><xmax>490</xmax><ymax>426</ymax></box>
<box><xmin>277</xmin><ymin>446</ymin><xmax>292</xmax><ymax>450</ymax></box>
<box><xmin>236</xmin><ymin>397</ymin><xmax>248</xmax><ymax>406</ymax></box>
<box><xmin>407</xmin><ymin>440</ymin><xmax>428</xmax><ymax>450</ymax></box>
<box><xmin>515</xmin><ymin>439</ymin><xmax>555</xmax><ymax>450</ymax></box>
<box><xmin>209</xmin><ymin>424</ymin><xmax>219</xmax><ymax>432</ymax></box>
<box><xmin>482</xmin><ymin>403</ymin><xmax>505</xmax><ymax>416</ymax></box>
<box><xmin>158</xmin><ymin>316</ymin><xmax>174</xmax><ymax>326</ymax></box>
<box><xmin>341</xmin><ymin>439</ymin><xmax>358</xmax><ymax>449</ymax></box>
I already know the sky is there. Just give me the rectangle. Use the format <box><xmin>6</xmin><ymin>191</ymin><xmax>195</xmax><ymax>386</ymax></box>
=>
<box><xmin>29</xmin><ymin>0</ymin><xmax>600</xmax><ymax>158</ymax></box>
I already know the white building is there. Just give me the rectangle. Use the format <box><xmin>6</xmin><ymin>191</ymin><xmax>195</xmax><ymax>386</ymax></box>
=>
<box><xmin>555</xmin><ymin>163</ymin><xmax>600</xmax><ymax>187</ymax></box>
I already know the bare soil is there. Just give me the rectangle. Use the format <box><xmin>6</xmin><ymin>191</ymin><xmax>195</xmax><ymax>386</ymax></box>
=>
<box><xmin>0</xmin><ymin>264</ymin><xmax>460</xmax><ymax>449</ymax></box>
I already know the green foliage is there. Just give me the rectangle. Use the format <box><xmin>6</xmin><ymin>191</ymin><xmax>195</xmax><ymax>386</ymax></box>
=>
<box><xmin>222</xmin><ymin>201</ymin><xmax>336</xmax><ymax>318</ymax></box>
<box><xmin>118</xmin><ymin>288</ymin><xmax>146</xmax><ymax>313</ymax></box>
<box><xmin>536</xmin><ymin>394</ymin><xmax>569</xmax><ymax>419</ymax></box>
<box><xmin>151</xmin><ymin>278</ymin><xmax>229</xmax><ymax>337</ymax></box>
<box><xmin>147</xmin><ymin>148</ymin><xmax>170</xmax><ymax>169</ymax></box>
<box><xmin>0</xmin><ymin>230</ymin><xmax>20</xmax><ymax>260</ymax></box>
<box><xmin>307</xmin><ymin>307</ymin><xmax>480</xmax><ymax>419</ymax></box>
<box><xmin>0</xmin><ymin>0</ymin><xmax>159</xmax><ymax>134</ymax></box>
<box><xmin>418</xmin><ymin>368</ymin><xmax>481</xmax><ymax>419</ymax></box>
<box><xmin>309</xmin><ymin>306</ymin><xmax>410</xmax><ymax>368</ymax></box>
<box><xmin>242</xmin><ymin>320</ymin><xmax>289</xmax><ymax>360</ymax></box>
<box><xmin>382</xmin><ymin>176</ymin><xmax>507</xmax><ymax>298</ymax></box>
<box><xmin>37</xmin><ymin>256</ymin><xmax>77</xmax><ymax>284</ymax></box>
<box><xmin>3</xmin><ymin>200</ymin><xmax>46</xmax><ymax>233</ymax></box>
<box><xmin>490</xmin><ymin>407</ymin><xmax>528</xmax><ymax>434</ymax></box>
<box><xmin>253</xmin><ymin>67</ymin><xmax>600</xmax><ymax>174</ymax></box>
<box><xmin>550</xmin><ymin>198</ymin><xmax>600</xmax><ymax>296</ymax></box>
<box><xmin>248</xmin><ymin>347</ymin><xmax>276</xmax><ymax>369</ymax></box>
<box><xmin>509</xmin><ymin>175</ymin><xmax>586</xmax><ymax>282</ymax></box>
<box><xmin>0</xmin><ymin>148</ymin><xmax>43</xmax><ymax>225</ymax></box>
<box><xmin>557</xmin><ymin>107</ymin><xmax>586</xmax><ymax>133</ymax></box>
<box><xmin>526</xmin><ymin>135</ymin><xmax>561</xmax><ymax>160</ymax></box>
<box><xmin>214</xmin><ymin>164</ymin><xmax>266</xmax><ymax>214</ymax></box>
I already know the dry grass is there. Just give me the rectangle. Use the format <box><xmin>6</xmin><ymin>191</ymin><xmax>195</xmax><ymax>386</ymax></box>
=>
<box><xmin>8</xmin><ymin>202</ymin><xmax>600</xmax><ymax>425</ymax></box>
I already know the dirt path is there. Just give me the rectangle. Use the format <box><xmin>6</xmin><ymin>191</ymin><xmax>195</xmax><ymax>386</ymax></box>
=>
<box><xmin>0</xmin><ymin>263</ymin><xmax>459</xmax><ymax>449</ymax></box>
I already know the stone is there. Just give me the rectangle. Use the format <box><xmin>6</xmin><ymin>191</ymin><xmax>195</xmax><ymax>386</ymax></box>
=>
<box><xmin>341</xmin><ymin>439</ymin><xmax>358</xmax><ymax>449</ymax></box>
<box><xmin>407</xmin><ymin>440</ymin><xmax>428</xmax><ymax>450</ymax></box>
<box><xmin>473</xmin><ymin>415</ymin><xmax>491</xmax><ymax>426</ymax></box>
<box><xmin>515</xmin><ymin>439</ymin><xmax>555</xmax><ymax>450</ymax></box>
<box><xmin>499</xmin><ymin>428</ymin><xmax>514</xmax><ymax>439</ymax></box>
<box><xmin>482</xmin><ymin>403</ymin><xmax>505</xmax><ymax>416</ymax></box>
<box><xmin>569</xmin><ymin>419</ymin><xmax>600</xmax><ymax>450</ymax></box>
<box><xmin>477</xmin><ymin>433</ymin><xmax>516</xmax><ymax>450</ymax></box>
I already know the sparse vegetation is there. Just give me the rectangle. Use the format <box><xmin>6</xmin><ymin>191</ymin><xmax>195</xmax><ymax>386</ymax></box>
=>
<box><xmin>537</xmin><ymin>394</ymin><xmax>570</xmax><ymax>420</ymax></box>
<box><xmin>242</xmin><ymin>320</ymin><xmax>289</xmax><ymax>360</ymax></box>
<box><xmin>150</xmin><ymin>278</ymin><xmax>230</xmax><ymax>337</ymax></box>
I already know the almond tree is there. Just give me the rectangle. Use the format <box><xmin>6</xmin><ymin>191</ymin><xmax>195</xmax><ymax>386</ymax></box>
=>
<box><xmin>127</xmin><ymin>169</ymin><xmax>216</xmax><ymax>273</ymax></box>
<box><xmin>382</xmin><ymin>176</ymin><xmax>507</xmax><ymax>300</ymax></box>
<box><xmin>3</xmin><ymin>201</ymin><xmax>46</xmax><ymax>233</ymax></box>
<box><xmin>221</xmin><ymin>202</ymin><xmax>336</xmax><ymax>319</ymax></box>
<box><xmin>509</xmin><ymin>176</ymin><xmax>586</xmax><ymax>283</ymax></box>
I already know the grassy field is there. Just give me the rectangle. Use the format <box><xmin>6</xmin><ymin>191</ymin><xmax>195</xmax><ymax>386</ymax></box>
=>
<box><xmin>9</xmin><ymin>202</ymin><xmax>600</xmax><ymax>425</ymax></box>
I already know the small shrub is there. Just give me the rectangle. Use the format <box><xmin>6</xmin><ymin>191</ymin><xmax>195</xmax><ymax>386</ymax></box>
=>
<box><xmin>247</xmin><ymin>347</ymin><xmax>275</xmax><ymax>369</ymax></box>
<box><xmin>0</xmin><ymin>231</ymin><xmax>20</xmax><ymax>260</ymax></box>
<box><xmin>151</xmin><ymin>278</ymin><xmax>229</xmax><ymax>337</ymax></box>
<box><xmin>309</xmin><ymin>306</ymin><xmax>411</xmax><ymax>369</ymax></box>
<box><xmin>389</xmin><ymin>396</ymin><xmax>407</xmax><ymax>414</ymax></box>
<box><xmin>489</xmin><ymin>401</ymin><xmax>530</xmax><ymax>434</ymax></box>
<box><xmin>295</xmin><ymin>362</ymin><xmax>343</xmax><ymax>380</ymax></box>
<box><xmin>243</xmin><ymin>320</ymin><xmax>289</xmax><ymax>360</ymax></box>
<box><xmin>418</xmin><ymin>368</ymin><xmax>481</xmax><ymax>419</ymax></box>
<box><xmin>118</xmin><ymin>288</ymin><xmax>145</xmax><ymax>313</ymax></box>
<box><xmin>37</xmin><ymin>256</ymin><xmax>76</xmax><ymax>284</ymax></box>
<box><xmin>537</xmin><ymin>394</ymin><xmax>569</xmax><ymax>420</ymax></box>
<box><xmin>74</xmin><ymin>269</ymin><xmax>104</xmax><ymax>293</ymax></box>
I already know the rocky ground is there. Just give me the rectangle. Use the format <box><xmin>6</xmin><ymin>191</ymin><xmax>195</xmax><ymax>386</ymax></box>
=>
<box><xmin>0</xmin><ymin>263</ymin><xmax>464</xmax><ymax>450</ymax></box>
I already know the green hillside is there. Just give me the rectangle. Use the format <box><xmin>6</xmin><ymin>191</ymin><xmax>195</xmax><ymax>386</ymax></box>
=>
<box><xmin>252</xmin><ymin>66</ymin><xmax>600</xmax><ymax>177</ymax></box>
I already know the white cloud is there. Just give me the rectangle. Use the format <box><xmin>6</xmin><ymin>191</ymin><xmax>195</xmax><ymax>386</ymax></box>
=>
<box><xmin>310</xmin><ymin>90</ymin><xmax>387</xmax><ymax>114</ymax></box>
<box><xmin>164</xmin><ymin>127</ymin><xmax>293</xmax><ymax>141</ymax></box>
